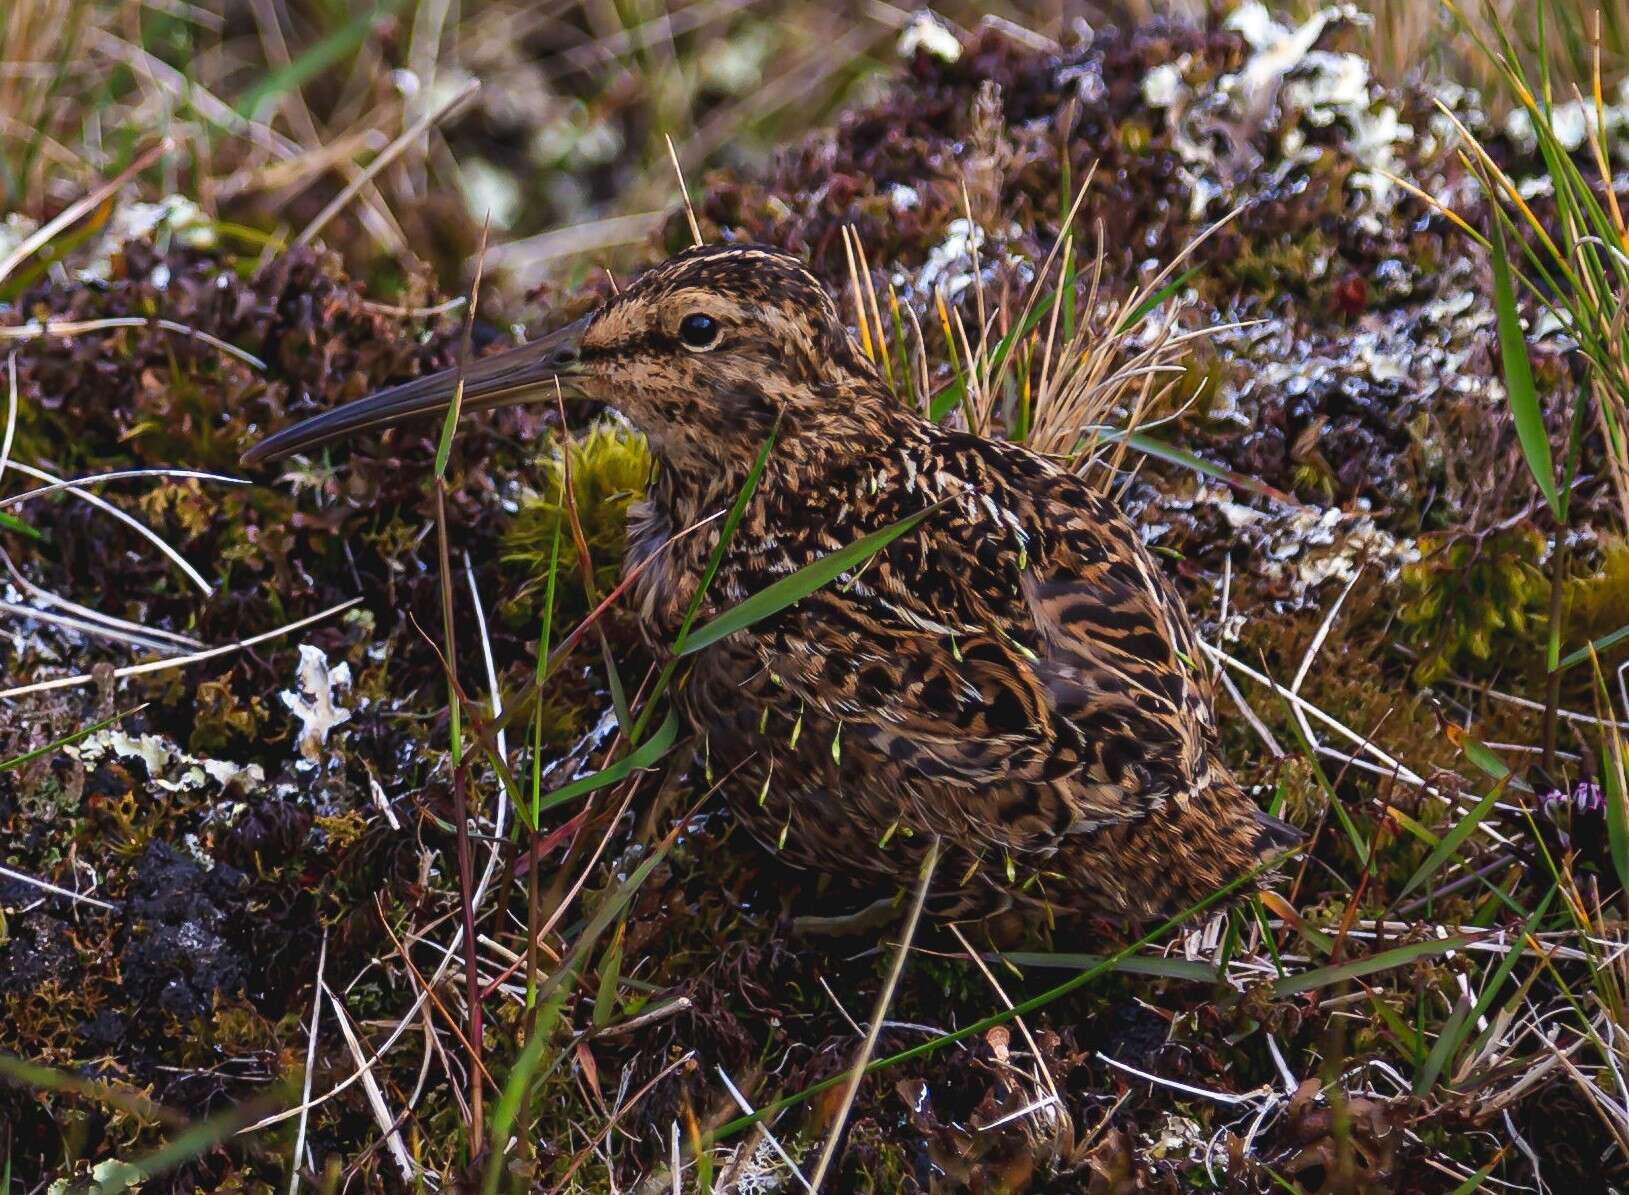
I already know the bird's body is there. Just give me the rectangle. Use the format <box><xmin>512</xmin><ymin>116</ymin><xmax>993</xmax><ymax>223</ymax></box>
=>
<box><xmin>628</xmin><ymin>385</ymin><xmax>1285</xmax><ymax>919</ymax></box>
<box><xmin>247</xmin><ymin>243</ymin><xmax>1297</xmax><ymax>922</ymax></box>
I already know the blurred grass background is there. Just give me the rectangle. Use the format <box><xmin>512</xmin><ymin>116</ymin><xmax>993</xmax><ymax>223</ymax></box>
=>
<box><xmin>8</xmin><ymin>0</ymin><xmax>1629</xmax><ymax>307</ymax></box>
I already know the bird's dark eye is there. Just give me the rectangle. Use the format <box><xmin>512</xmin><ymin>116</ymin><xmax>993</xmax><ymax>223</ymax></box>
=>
<box><xmin>678</xmin><ymin>312</ymin><xmax>720</xmax><ymax>350</ymax></box>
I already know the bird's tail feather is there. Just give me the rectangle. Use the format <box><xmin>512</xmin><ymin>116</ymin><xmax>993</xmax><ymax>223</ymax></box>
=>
<box><xmin>1251</xmin><ymin>808</ymin><xmax>1305</xmax><ymax>862</ymax></box>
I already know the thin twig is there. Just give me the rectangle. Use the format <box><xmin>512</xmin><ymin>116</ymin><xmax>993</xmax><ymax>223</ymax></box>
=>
<box><xmin>0</xmin><ymin>139</ymin><xmax>171</xmax><ymax>288</ymax></box>
<box><xmin>0</xmin><ymin>353</ymin><xmax>16</xmax><ymax>487</ymax></box>
<box><xmin>666</xmin><ymin>133</ymin><xmax>702</xmax><ymax>246</ymax></box>
<box><xmin>0</xmin><ymin>467</ymin><xmax>248</xmax><ymax>511</ymax></box>
<box><xmin>288</xmin><ymin>930</ymin><xmax>328</xmax><ymax>1195</ymax></box>
<box><xmin>325</xmin><ymin>983</ymin><xmax>416</xmax><ymax>1182</ymax></box>
<box><xmin>0</xmin><ymin>548</ymin><xmax>203</xmax><ymax>649</ymax></box>
<box><xmin>463</xmin><ymin>551</ymin><xmax>509</xmax><ymax>906</ymax></box>
<box><xmin>0</xmin><ymin>598</ymin><xmax>360</xmax><ymax>700</ymax></box>
<box><xmin>0</xmin><ymin>597</ymin><xmax>194</xmax><ymax>656</ymax></box>
<box><xmin>947</xmin><ymin>922</ymin><xmax>1061</xmax><ymax>1102</ymax></box>
<box><xmin>4</xmin><ymin>460</ymin><xmax>217</xmax><ymax>596</ymax></box>
<box><xmin>433</xmin><ymin>218</ymin><xmax>491</xmax><ymax>1145</ymax></box>
<box><xmin>716</xmin><ymin>1066</ymin><xmax>813</xmax><ymax>1193</ymax></box>
<box><xmin>295</xmin><ymin>78</ymin><xmax>480</xmax><ymax>248</ymax></box>
<box><xmin>594</xmin><ymin>997</ymin><xmax>694</xmax><ymax>1038</ymax></box>
<box><xmin>0</xmin><ymin>863</ymin><xmax>118</xmax><ymax>911</ymax></box>
<box><xmin>0</xmin><ymin>316</ymin><xmax>267</xmax><ymax>370</ymax></box>
<box><xmin>1096</xmin><ymin>1052</ymin><xmax>1273</xmax><ymax>1106</ymax></box>
<box><xmin>807</xmin><ymin>835</ymin><xmax>941</xmax><ymax>1192</ymax></box>
<box><xmin>545</xmin><ymin>1053</ymin><xmax>697</xmax><ymax>1195</ymax></box>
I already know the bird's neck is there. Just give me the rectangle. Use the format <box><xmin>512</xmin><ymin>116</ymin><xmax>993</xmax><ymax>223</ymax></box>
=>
<box><xmin>623</xmin><ymin>394</ymin><xmax>913</xmax><ymax>641</ymax></box>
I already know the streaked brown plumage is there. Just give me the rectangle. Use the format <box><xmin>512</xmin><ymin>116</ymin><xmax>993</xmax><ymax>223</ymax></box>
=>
<box><xmin>247</xmin><ymin>243</ymin><xmax>1299</xmax><ymax>921</ymax></box>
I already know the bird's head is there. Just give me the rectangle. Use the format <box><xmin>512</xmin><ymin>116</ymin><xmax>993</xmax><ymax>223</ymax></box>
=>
<box><xmin>243</xmin><ymin>244</ymin><xmax>885</xmax><ymax>476</ymax></box>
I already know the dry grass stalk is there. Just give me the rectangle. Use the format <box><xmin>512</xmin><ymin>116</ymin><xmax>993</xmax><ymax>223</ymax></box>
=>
<box><xmin>807</xmin><ymin>835</ymin><xmax>941</xmax><ymax>1192</ymax></box>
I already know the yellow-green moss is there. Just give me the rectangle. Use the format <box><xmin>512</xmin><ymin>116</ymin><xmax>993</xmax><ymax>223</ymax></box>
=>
<box><xmin>1564</xmin><ymin>536</ymin><xmax>1629</xmax><ymax>670</ymax></box>
<box><xmin>1395</xmin><ymin>528</ymin><xmax>1549</xmax><ymax>685</ymax></box>
<box><xmin>1220</xmin><ymin>229</ymin><xmax>1336</xmax><ymax>294</ymax></box>
<box><xmin>501</xmin><ymin>421</ymin><xmax>653</xmax><ymax>631</ymax></box>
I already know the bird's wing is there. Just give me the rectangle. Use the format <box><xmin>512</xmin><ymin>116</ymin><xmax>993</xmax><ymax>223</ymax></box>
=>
<box><xmin>1016</xmin><ymin>491</ymin><xmax>1216</xmax><ymax>811</ymax></box>
<box><xmin>754</xmin><ymin>471</ymin><xmax>1213</xmax><ymax>832</ymax></box>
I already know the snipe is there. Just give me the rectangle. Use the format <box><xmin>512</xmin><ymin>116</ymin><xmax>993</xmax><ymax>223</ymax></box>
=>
<box><xmin>246</xmin><ymin>243</ymin><xmax>1299</xmax><ymax>921</ymax></box>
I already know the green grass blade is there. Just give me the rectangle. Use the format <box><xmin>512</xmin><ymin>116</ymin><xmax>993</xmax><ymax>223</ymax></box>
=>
<box><xmin>1114</xmin><ymin>265</ymin><xmax>1201</xmax><ymax>335</ymax></box>
<box><xmin>598</xmin><ymin>634</ymin><xmax>634</xmax><ymax>739</ymax></box>
<box><xmin>1276</xmin><ymin>690</ymin><xmax>1368</xmax><ymax>867</ymax></box>
<box><xmin>1558</xmin><ymin>386</ymin><xmax>1591</xmax><ymax>526</ymax></box>
<box><xmin>1446</xmin><ymin>1156</ymin><xmax>1501</xmax><ymax>1195</ymax></box>
<box><xmin>669</xmin><ymin>419</ymin><xmax>780</xmax><ymax>657</ymax></box>
<box><xmin>1418</xmin><ymin>888</ymin><xmax>1552</xmax><ymax>1097</ymax></box>
<box><xmin>1491</xmin><ymin>220</ymin><xmax>1559</xmax><ymax>517</ymax></box>
<box><xmin>592</xmin><ymin>921</ymin><xmax>625</xmax><ymax>1030</ymax></box>
<box><xmin>2</xmin><ymin>705</ymin><xmax>146</xmax><ymax>772</ymax></box>
<box><xmin>994</xmin><ymin>952</ymin><xmax>1218</xmax><ymax>982</ymax></box>
<box><xmin>0</xmin><ymin>218</ymin><xmax>106</xmax><ymax>304</ymax></box>
<box><xmin>234</xmin><ymin>1</ymin><xmax>407</xmax><ymax>120</ymax></box>
<box><xmin>482</xmin><ymin>966</ymin><xmax>573</xmax><ymax>1195</ymax></box>
<box><xmin>1098</xmin><ymin>429</ymin><xmax>1293</xmax><ymax>504</ymax></box>
<box><xmin>1455</xmin><ymin>733</ymin><xmax>1511</xmax><ymax>783</ymax></box>
<box><xmin>1606</xmin><ymin>738</ymin><xmax>1629</xmax><ymax>898</ymax></box>
<box><xmin>531</xmin><ymin>519</ymin><xmax>564</xmax><ymax>825</ymax></box>
<box><xmin>678</xmin><ymin>498</ymin><xmax>951</xmax><ymax>657</ymax></box>
<box><xmin>697</xmin><ymin>1140</ymin><xmax>714</xmax><ymax>1195</ymax></box>
<box><xmin>536</xmin><ymin>709</ymin><xmax>679</xmax><ymax>814</ymax></box>
<box><xmin>1555</xmin><ymin>622</ymin><xmax>1629</xmax><ymax>674</ymax></box>
<box><xmin>888</xmin><ymin>293</ymin><xmax>912</xmax><ymax>402</ymax></box>
<box><xmin>529</xmin><ymin>816</ymin><xmax>688</xmax><ymax>1012</ymax></box>
<box><xmin>433</xmin><ymin>206</ymin><xmax>489</xmax><ymax>483</ymax></box>
<box><xmin>0</xmin><ymin>1053</ymin><xmax>171</xmax><ymax>1124</ymax></box>
<box><xmin>1274</xmin><ymin>901</ymin><xmax>1336</xmax><ymax>958</ymax></box>
<box><xmin>1398</xmin><ymin>781</ymin><xmax>1504</xmax><ymax>901</ymax></box>
<box><xmin>1060</xmin><ymin>236</ymin><xmax>1078</xmax><ymax>345</ymax></box>
<box><xmin>1367</xmin><ymin>993</ymin><xmax>1426</xmax><ymax>1068</ymax></box>
<box><xmin>1412</xmin><ymin>995</ymin><xmax>1472</xmax><ymax>1097</ymax></box>
<box><xmin>434</xmin><ymin>398</ymin><xmax>462</xmax><ymax>481</ymax></box>
<box><xmin>929</xmin><ymin>293</ymin><xmax>1059</xmax><ymax>422</ymax></box>
<box><xmin>0</xmin><ymin>510</ymin><xmax>40</xmax><ymax>539</ymax></box>
<box><xmin>1270</xmin><ymin>936</ymin><xmax>1467</xmax><ymax>998</ymax></box>
<box><xmin>82</xmin><ymin>1104</ymin><xmax>269</xmax><ymax>1195</ymax></box>
<box><xmin>713</xmin><ymin>853</ymin><xmax>1281</xmax><ymax>1141</ymax></box>
<box><xmin>627</xmin><ymin>417</ymin><xmax>780</xmax><ymax>744</ymax></box>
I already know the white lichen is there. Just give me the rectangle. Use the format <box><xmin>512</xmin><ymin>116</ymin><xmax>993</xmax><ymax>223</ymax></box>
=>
<box><xmin>78</xmin><ymin>196</ymin><xmax>216</xmax><ymax>284</ymax></box>
<box><xmin>1144</xmin><ymin>3</ymin><xmax>1411</xmax><ymax>229</ymax></box>
<box><xmin>915</xmin><ymin>217</ymin><xmax>986</xmax><ymax>297</ymax></box>
<box><xmin>888</xmin><ymin>183</ymin><xmax>922</xmax><ymax>211</ymax></box>
<box><xmin>280</xmin><ymin>643</ymin><xmax>353</xmax><ymax>762</ymax></box>
<box><xmin>70</xmin><ymin>729</ymin><xmax>264</xmax><ymax>795</ymax></box>
<box><xmin>897</xmin><ymin>11</ymin><xmax>962</xmax><ymax>63</ymax></box>
<box><xmin>1142</xmin><ymin>62</ymin><xmax>1186</xmax><ymax>109</ymax></box>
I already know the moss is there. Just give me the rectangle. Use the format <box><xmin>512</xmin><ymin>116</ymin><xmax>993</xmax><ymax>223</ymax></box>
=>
<box><xmin>1219</xmin><ymin>229</ymin><xmax>1336</xmax><ymax>295</ymax></box>
<box><xmin>188</xmin><ymin>673</ymin><xmax>264</xmax><ymax>754</ymax></box>
<box><xmin>1564</xmin><ymin>536</ymin><xmax>1629</xmax><ymax>670</ymax></box>
<box><xmin>1389</xmin><ymin>529</ymin><xmax>1629</xmax><ymax>704</ymax></box>
<box><xmin>312</xmin><ymin>810</ymin><xmax>368</xmax><ymax>849</ymax></box>
<box><xmin>501</xmin><ymin>420</ymin><xmax>653</xmax><ymax>632</ymax></box>
<box><xmin>1395</xmin><ymin>527</ymin><xmax>1550</xmax><ymax>685</ymax></box>
<box><xmin>1117</xmin><ymin>117</ymin><xmax>1153</xmax><ymax>154</ymax></box>
<box><xmin>534</xmin><ymin>688</ymin><xmax>594</xmax><ymax>750</ymax></box>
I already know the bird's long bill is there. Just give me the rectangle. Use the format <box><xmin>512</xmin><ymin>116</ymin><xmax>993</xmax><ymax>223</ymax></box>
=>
<box><xmin>242</xmin><ymin>313</ymin><xmax>592</xmax><ymax>465</ymax></box>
